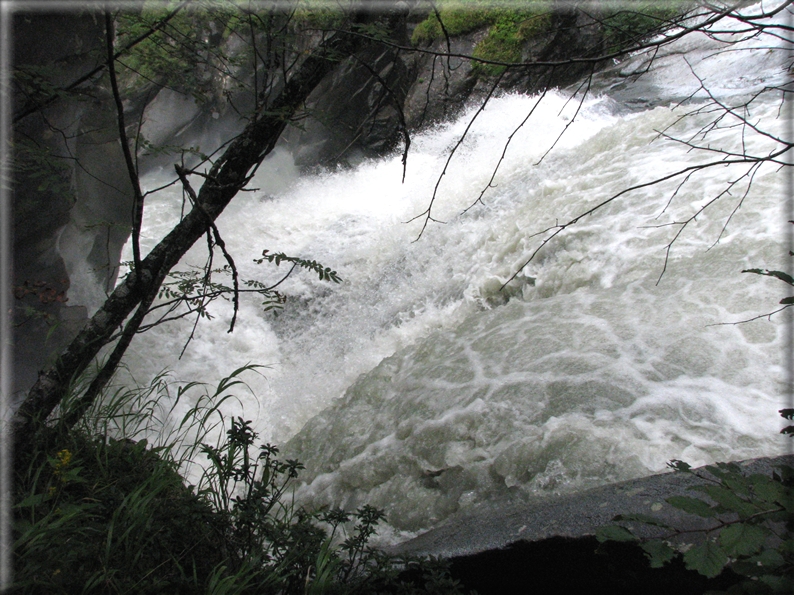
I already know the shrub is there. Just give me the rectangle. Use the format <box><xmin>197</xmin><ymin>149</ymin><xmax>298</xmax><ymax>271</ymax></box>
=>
<box><xmin>11</xmin><ymin>370</ymin><xmax>475</xmax><ymax>594</ymax></box>
<box><xmin>13</xmin><ymin>430</ymin><xmax>227</xmax><ymax>594</ymax></box>
<box><xmin>472</xmin><ymin>5</ymin><xmax>552</xmax><ymax>76</ymax></box>
<box><xmin>596</xmin><ymin>411</ymin><xmax>794</xmax><ymax>594</ymax></box>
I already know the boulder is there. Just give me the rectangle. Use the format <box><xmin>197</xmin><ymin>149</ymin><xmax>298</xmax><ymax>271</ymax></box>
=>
<box><xmin>390</xmin><ymin>454</ymin><xmax>792</xmax><ymax>593</ymax></box>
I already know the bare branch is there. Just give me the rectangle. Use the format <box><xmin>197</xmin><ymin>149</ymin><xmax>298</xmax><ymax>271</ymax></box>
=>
<box><xmin>501</xmin><ymin>145</ymin><xmax>791</xmax><ymax>290</ymax></box>
<box><xmin>105</xmin><ymin>11</ymin><xmax>145</xmax><ymax>276</ymax></box>
<box><xmin>349</xmin><ymin>52</ymin><xmax>411</xmax><ymax>182</ymax></box>
<box><xmin>58</xmin><ymin>283</ymin><xmax>160</xmax><ymax>432</ymax></box>
<box><xmin>406</xmin><ymin>69</ymin><xmax>506</xmax><ymax>239</ymax></box>
<box><xmin>175</xmin><ymin>165</ymin><xmax>240</xmax><ymax>334</ymax></box>
<box><xmin>534</xmin><ymin>66</ymin><xmax>595</xmax><ymax>167</ymax></box>
<box><xmin>463</xmin><ymin>74</ymin><xmax>553</xmax><ymax>214</ymax></box>
<box><xmin>340</xmin><ymin>1</ymin><xmax>756</xmax><ymax>75</ymax></box>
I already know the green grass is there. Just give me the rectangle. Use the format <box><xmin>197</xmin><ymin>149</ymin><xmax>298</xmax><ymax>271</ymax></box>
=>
<box><xmin>11</xmin><ymin>366</ymin><xmax>474</xmax><ymax>594</ymax></box>
<box><xmin>472</xmin><ymin>4</ymin><xmax>552</xmax><ymax>76</ymax></box>
<box><xmin>411</xmin><ymin>1</ymin><xmax>554</xmax><ymax>76</ymax></box>
<box><xmin>411</xmin><ymin>2</ymin><xmax>495</xmax><ymax>44</ymax></box>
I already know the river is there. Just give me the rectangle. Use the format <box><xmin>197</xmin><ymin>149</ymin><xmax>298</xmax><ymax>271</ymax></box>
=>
<box><xmin>105</xmin><ymin>5</ymin><xmax>791</xmax><ymax>544</ymax></box>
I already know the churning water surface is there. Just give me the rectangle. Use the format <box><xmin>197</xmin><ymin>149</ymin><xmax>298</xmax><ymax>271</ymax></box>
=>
<box><xmin>110</xmin><ymin>7</ymin><xmax>791</xmax><ymax>543</ymax></box>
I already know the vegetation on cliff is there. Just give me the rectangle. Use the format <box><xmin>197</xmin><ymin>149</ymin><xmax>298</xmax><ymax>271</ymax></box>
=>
<box><xmin>410</xmin><ymin>0</ymin><xmax>690</xmax><ymax>75</ymax></box>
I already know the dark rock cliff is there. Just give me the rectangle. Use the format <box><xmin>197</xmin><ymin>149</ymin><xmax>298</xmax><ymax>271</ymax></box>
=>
<box><xmin>12</xmin><ymin>11</ymin><xmax>135</xmax><ymax>398</ymax></box>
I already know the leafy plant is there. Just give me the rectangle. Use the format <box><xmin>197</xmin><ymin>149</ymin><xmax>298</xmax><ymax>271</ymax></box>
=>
<box><xmin>254</xmin><ymin>249</ymin><xmax>342</xmax><ymax>283</ymax></box>
<box><xmin>13</xmin><ymin>432</ymin><xmax>229</xmax><ymax>593</ymax></box>
<box><xmin>13</xmin><ymin>368</ymin><xmax>475</xmax><ymax>594</ymax></box>
<box><xmin>472</xmin><ymin>4</ymin><xmax>552</xmax><ymax>76</ymax></box>
<box><xmin>144</xmin><ymin>248</ymin><xmax>342</xmax><ymax>335</ymax></box>
<box><xmin>11</xmin><ymin>368</ymin><xmax>256</xmax><ymax>594</ymax></box>
<box><xmin>412</xmin><ymin>1</ymin><xmax>690</xmax><ymax>76</ymax></box>
<box><xmin>196</xmin><ymin>416</ymin><xmax>476</xmax><ymax>594</ymax></box>
<box><xmin>11</xmin><ymin>136</ymin><xmax>75</xmax><ymax>197</ymax></box>
<box><xmin>596</xmin><ymin>411</ymin><xmax>794</xmax><ymax>593</ymax></box>
<box><xmin>411</xmin><ymin>2</ymin><xmax>495</xmax><ymax>45</ymax></box>
<box><xmin>114</xmin><ymin>4</ymin><xmax>241</xmax><ymax>102</ymax></box>
<box><xmin>411</xmin><ymin>0</ymin><xmax>553</xmax><ymax>76</ymax></box>
<box><xmin>742</xmin><ymin>259</ymin><xmax>794</xmax><ymax>317</ymax></box>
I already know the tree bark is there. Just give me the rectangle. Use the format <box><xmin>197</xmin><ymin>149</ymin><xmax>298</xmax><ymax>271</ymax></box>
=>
<box><xmin>12</xmin><ymin>22</ymin><xmax>371</xmax><ymax>447</ymax></box>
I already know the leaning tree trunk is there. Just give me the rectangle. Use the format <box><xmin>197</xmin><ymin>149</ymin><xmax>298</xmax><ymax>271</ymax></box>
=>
<box><xmin>12</xmin><ymin>19</ymin><xmax>373</xmax><ymax>448</ymax></box>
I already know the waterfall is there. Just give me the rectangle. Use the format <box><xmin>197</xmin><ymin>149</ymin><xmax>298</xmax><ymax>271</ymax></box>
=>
<box><xmin>111</xmin><ymin>8</ymin><xmax>790</xmax><ymax>544</ymax></box>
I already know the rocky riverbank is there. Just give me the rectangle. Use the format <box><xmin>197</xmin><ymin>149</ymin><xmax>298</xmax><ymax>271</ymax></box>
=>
<box><xmin>390</xmin><ymin>454</ymin><xmax>793</xmax><ymax>594</ymax></box>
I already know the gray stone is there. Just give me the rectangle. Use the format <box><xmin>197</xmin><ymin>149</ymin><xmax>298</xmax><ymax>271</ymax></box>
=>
<box><xmin>280</xmin><ymin>44</ymin><xmax>413</xmax><ymax>170</ymax></box>
<box><xmin>389</xmin><ymin>455</ymin><xmax>793</xmax><ymax>559</ymax></box>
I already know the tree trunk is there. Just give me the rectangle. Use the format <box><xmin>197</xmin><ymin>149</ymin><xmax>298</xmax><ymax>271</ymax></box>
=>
<box><xmin>12</xmin><ymin>22</ymin><xmax>372</xmax><ymax>447</ymax></box>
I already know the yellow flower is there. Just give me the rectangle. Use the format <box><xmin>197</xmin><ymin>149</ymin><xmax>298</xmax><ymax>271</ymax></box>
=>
<box><xmin>53</xmin><ymin>449</ymin><xmax>72</xmax><ymax>478</ymax></box>
<box><xmin>56</xmin><ymin>449</ymin><xmax>72</xmax><ymax>468</ymax></box>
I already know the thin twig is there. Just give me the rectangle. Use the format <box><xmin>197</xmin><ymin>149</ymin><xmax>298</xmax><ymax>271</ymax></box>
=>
<box><xmin>463</xmin><ymin>72</ymin><xmax>554</xmax><ymax>213</ymax></box>
<box><xmin>501</xmin><ymin>146</ymin><xmax>792</xmax><ymax>290</ymax></box>
<box><xmin>105</xmin><ymin>11</ymin><xmax>145</xmax><ymax>276</ymax></box>
<box><xmin>534</xmin><ymin>66</ymin><xmax>595</xmax><ymax>166</ymax></box>
<box><xmin>406</xmin><ymin>69</ymin><xmax>507</xmax><ymax>239</ymax></box>
<box><xmin>350</xmin><ymin>53</ymin><xmax>411</xmax><ymax>182</ymax></box>
<box><xmin>175</xmin><ymin>165</ymin><xmax>240</xmax><ymax>334</ymax></box>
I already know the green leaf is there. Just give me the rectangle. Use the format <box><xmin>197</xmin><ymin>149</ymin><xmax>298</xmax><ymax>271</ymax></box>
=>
<box><xmin>749</xmin><ymin>474</ymin><xmax>786</xmax><ymax>506</ymax></box>
<box><xmin>641</xmin><ymin>540</ymin><xmax>676</xmax><ymax>568</ymax></box>
<box><xmin>666</xmin><ymin>495</ymin><xmax>716</xmax><ymax>517</ymax></box>
<box><xmin>667</xmin><ymin>459</ymin><xmax>692</xmax><ymax>472</ymax></box>
<box><xmin>719</xmin><ymin>523</ymin><xmax>768</xmax><ymax>557</ymax></box>
<box><xmin>596</xmin><ymin>525</ymin><xmax>637</xmax><ymax>543</ymax></box>
<box><xmin>683</xmin><ymin>541</ymin><xmax>729</xmax><ymax>578</ymax></box>
<box><xmin>780</xmin><ymin>409</ymin><xmax>794</xmax><ymax>420</ymax></box>
<box><xmin>781</xmin><ymin>538</ymin><xmax>794</xmax><ymax>555</ymax></box>
<box><xmin>697</xmin><ymin>485</ymin><xmax>758</xmax><ymax>518</ymax></box>
<box><xmin>759</xmin><ymin>574</ymin><xmax>792</xmax><ymax>592</ymax></box>
<box><xmin>14</xmin><ymin>492</ymin><xmax>48</xmax><ymax>508</ymax></box>
<box><xmin>731</xmin><ymin>559</ymin><xmax>764</xmax><ymax>579</ymax></box>
<box><xmin>749</xmin><ymin>548</ymin><xmax>785</xmax><ymax>569</ymax></box>
<box><xmin>704</xmin><ymin>462</ymin><xmax>742</xmax><ymax>482</ymax></box>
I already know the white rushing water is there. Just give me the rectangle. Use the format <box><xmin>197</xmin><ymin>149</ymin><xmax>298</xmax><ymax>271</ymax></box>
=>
<box><xmin>104</xmin><ymin>6</ymin><xmax>791</xmax><ymax>543</ymax></box>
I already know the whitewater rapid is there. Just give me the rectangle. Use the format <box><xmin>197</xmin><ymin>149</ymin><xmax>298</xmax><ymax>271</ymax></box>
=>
<box><xmin>102</xmin><ymin>6</ymin><xmax>791</xmax><ymax>543</ymax></box>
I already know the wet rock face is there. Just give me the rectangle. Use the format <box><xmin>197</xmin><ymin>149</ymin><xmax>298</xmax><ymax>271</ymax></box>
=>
<box><xmin>280</xmin><ymin>7</ymin><xmax>612</xmax><ymax>169</ymax></box>
<box><xmin>402</xmin><ymin>32</ymin><xmax>482</xmax><ymax>132</ymax></box>
<box><xmin>403</xmin><ymin>8</ymin><xmax>610</xmax><ymax>133</ymax></box>
<box><xmin>132</xmin><ymin>4</ymin><xmax>613</xmax><ymax>174</ymax></box>
<box><xmin>12</xmin><ymin>11</ymin><xmax>133</xmax><ymax>397</ymax></box>
<box><xmin>503</xmin><ymin>9</ymin><xmax>608</xmax><ymax>94</ymax></box>
<box><xmin>280</xmin><ymin>45</ymin><xmax>413</xmax><ymax>169</ymax></box>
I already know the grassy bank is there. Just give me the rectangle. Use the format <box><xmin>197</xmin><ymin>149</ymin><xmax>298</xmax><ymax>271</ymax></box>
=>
<box><xmin>10</xmin><ymin>368</ymin><xmax>471</xmax><ymax>594</ymax></box>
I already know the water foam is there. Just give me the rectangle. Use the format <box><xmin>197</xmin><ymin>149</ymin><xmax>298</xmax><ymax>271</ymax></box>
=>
<box><xmin>106</xmin><ymin>6</ymin><xmax>791</xmax><ymax>542</ymax></box>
